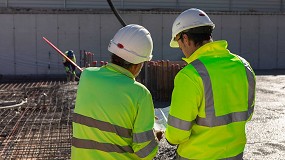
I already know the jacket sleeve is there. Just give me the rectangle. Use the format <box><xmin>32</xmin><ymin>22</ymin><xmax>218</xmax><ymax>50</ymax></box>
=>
<box><xmin>132</xmin><ymin>90</ymin><xmax>158</xmax><ymax>160</ymax></box>
<box><xmin>236</xmin><ymin>54</ymin><xmax>256</xmax><ymax>122</ymax></box>
<box><xmin>73</xmin><ymin>56</ymin><xmax>76</xmax><ymax>63</ymax></box>
<box><xmin>165</xmin><ymin>71</ymin><xmax>202</xmax><ymax>145</ymax></box>
<box><xmin>62</xmin><ymin>52</ymin><xmax>67</xmax><ymax>63</ymax></box>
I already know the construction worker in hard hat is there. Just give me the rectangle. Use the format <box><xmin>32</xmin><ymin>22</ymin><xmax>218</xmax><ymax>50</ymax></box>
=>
<box><xmin>63</xmin><ymin>50</ymin><xmax>76</xmax><ymax>82</ymax></box>
<box><xmin>165</xmin><ymin>8</ymin><xmax>256</xmax><ymax>159</ymax></box>
<box><xmin>71</xmin><ymin>24</ymin><xmax>161</xmax><ymax>160</ymax></box>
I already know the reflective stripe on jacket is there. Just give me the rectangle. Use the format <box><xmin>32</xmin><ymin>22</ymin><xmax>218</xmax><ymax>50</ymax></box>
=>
<box><xmin>72</xmin><ymin>63</ymin><xmax>158</xmax><ymax>160</ymax></box>
<box><xmin>165</xmin><ymin>40</ymin><xmax>256</xmax><ymax>159</ymax></box>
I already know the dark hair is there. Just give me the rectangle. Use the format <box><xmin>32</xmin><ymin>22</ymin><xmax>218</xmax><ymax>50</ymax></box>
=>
<box><xmin>111</xmin><ymin>54</ymin><xmax>133</xmax><ymax>69</ymax></box>
<box><xmin>181</xmin><ymin>26</ymin><xmax>213</xmax><ymax>46</ymax></box>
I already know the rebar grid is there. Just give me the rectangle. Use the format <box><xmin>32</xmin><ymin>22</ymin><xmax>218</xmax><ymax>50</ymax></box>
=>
<box><xmin>0</xmin><ymin>81</ymin><xmax>75</xmax><ymax>160</ymax></box>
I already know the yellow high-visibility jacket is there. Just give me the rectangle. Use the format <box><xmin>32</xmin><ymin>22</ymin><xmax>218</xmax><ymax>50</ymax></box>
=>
<box><xmin>72</xmin><ymin>63</ymin><xmax>158</xmax><ymax>160</ymax></box>
<box><xmin>165</xmin><ymin>40</ymin><xmax>256</xmax><ymax>159</ymax></box>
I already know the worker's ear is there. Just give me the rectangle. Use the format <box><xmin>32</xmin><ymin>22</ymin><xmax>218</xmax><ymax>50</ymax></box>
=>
<box><xmin>129</xmin><ymin>63</ymin><xmax>143</xmax><ymax>77</ymax></box>
<box><xmin>182</xmin><ymin>34</ymin><xmax>192</xmax><ymax>46</ymax></box>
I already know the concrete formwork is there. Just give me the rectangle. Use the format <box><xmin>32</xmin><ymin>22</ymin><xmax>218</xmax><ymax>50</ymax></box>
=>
<box><xmin>0</xmin><ymin>12</ymin><xmax>285</xmax><ymax>76</ymax></box>
<box><xmin>1</xmin><ymin>0</ymin><xmax>285</xmax><ymax>12</ymax></box>
<box><xmin>37</xmin><ymin>14</ymin><xmax>59</xmax><ymax>75</ymax></box>
<box><xmin>277</xmin><ymin>16</ymin><xmax>285</xmax><ymax>69</ymax></box>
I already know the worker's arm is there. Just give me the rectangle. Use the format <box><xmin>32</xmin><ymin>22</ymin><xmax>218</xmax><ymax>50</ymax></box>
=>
<box><xmin>132</xmin><ymin>91</ymin><xmax>158</xmax><ymax>160</ymax></box>
<box><xmin>236</xmin><ymin>55</ymin><xmax>256</xmax><ymax>122</ymax></box>
<box><xmin>165</xmin><ymin>70</ymin><xmax>202</xmax><ymax>145</ymax></box>
<box><xmin>62</xmin><ymin>52</ymin><xmax>68</xmax><ymax>63</ymax></box>
<box><xmin>73</xmin><ymin>56</ymin><xmax>76</xmax><ymax>63</ymax></box>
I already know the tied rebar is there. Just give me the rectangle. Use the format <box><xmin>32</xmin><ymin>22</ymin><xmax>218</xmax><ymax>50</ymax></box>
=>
<box><xmin>0</xmin><ymin>81</ymin><xmax>75</xmax><ymax>160</ymax></box>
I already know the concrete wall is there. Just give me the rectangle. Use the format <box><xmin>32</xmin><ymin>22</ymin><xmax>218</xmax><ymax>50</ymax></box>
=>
<box><xmin>0</xmin><ymin>0</ymin><xmax>284</xmax><ymax>12</ymax></box>
<box><xmin>0</xmin><ymin>12</ymin><xmax>285</xmax><ymax>76</ymax></box>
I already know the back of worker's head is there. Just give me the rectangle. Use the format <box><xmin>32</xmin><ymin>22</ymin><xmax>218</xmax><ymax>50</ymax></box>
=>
<box><xmin>108</xmin><ymin>24</ymin><xmax>153</xmax><ymax>65</ymax></box>
<box><xmin>66</xmin><ymin>50</ymin><xmax>74</xmax><ymax>58</ymax></box>
<box><xmin>170</xmin><ymin>8</ymin><xmax>215</xmax><ymax>48</ymax></box>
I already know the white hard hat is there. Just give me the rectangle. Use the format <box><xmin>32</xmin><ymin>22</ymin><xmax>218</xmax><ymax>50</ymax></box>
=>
<box><xmin>108</xmin><ymin>24</ymin><xmax>153</xmax><ymax>64</ymax></box>
<box><xmin>170</xmin><ymin>8</ymin><xmax>215</xmax><ymax>48</ymax></box>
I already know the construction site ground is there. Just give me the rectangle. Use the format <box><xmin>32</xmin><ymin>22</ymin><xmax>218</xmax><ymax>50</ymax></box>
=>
<box><xmin>0</xmin><ymin>73</ymin><xmax>285</xmax><ymax>159</ymax></box>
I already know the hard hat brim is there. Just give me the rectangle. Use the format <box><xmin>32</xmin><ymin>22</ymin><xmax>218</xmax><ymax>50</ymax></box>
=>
<box><xmin>170</xmin><ymin>39</ymin><xmax>179</xmax><ymax>48</ymax></box>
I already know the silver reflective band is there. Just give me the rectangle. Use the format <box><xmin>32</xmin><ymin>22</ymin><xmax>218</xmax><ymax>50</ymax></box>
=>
<box><xmin>176</xmin><ymin>152</ymin><xmax>243</xmax><ymax>160</ymax></box>
<box><xmin>191</xmin><ymin>59</ymin><xmax>255</xmax><ymax>127</ymax></box>
<box><xmin>168</xmin><ymin>114</ymin><xmax>194</xmax><ymax>131</ymax></box>
<box><xmin>221</xmin><ymin>152</ymin><xmax>244</xmax><ymax>160</ymax></box>
<box><xmin>191</xmin><ymin>60</ymin><xmax>214</xmax><ymax>117</ymax></box>
<box><xmin>196</xmin><ymin>107</ymin><xmax>254</xmax><ymax>127</ymax></box>
<box><xmin>133</xmin><ymin>130</ymin><xmax>155</xmax><ymax>143</ymax></box>
<box><xmin>135</xmin><ymin>140</ymin><xmax>158</xmax><ymax>158</ymax></box>
<box><xmin>72</xmin><ymin>137</ymin><xmax>133</xmax><ymax>153</ymax></box>
<box><xmin>73</xmin><ymin>113</ymin><xmax>132</xmax><ymax>138</ymax></box>
<box><xmin>73</xmin><ymin>113</ymin><xmax>157</xmax><ymax>156</ymax></box>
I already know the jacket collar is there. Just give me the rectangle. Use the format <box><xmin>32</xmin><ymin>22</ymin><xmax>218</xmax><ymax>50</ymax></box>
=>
<box><xmin>182</xmin><ymin>40</ymin><xmax>229</xmax><ymax>64</ymax></box>
<box><xmin>105</xmin><ymin>63</ymin><xmax>135</xmax><ymax>79</ymax></box>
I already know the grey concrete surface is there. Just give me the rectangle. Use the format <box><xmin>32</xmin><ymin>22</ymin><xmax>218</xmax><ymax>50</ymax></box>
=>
<box><xmin>244</xmin><ymin>75</ymin><xmax>285</xmax><ymax>160</ymax></box>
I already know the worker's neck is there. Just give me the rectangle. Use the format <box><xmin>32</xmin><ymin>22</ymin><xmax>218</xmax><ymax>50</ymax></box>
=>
<box><xmin>128</xmin><ymin>63</ymin><xmax>143</xmax><ymax>77</ymax></box>
<box><xmin>187</xmin><ymin>39</ymin><xmax>213</xmax><ymax>58</ymax></box>
<box><xmin>200</xmin><ymin>39</ymin><xmax>213</xmax><ymax>47</ymax></box>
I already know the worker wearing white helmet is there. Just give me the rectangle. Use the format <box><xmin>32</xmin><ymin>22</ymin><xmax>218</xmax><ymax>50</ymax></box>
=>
<box><xmin>165</xmin><ymin>8</ymin><xmax>256</xmax><ymax>159</ymax></box>
<box><xmin>72</xmin><ymin>24</ymin><xmax>160</xmax><ymax>160</ymax></box>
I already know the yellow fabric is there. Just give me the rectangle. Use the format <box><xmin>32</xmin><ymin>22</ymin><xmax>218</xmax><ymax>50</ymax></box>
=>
<box><xmin>165</xmin><ymin>40</ymin><xmax>255</xmax><ymax>159</ymax></box>
<box><xmin>72</xmin><ymin>63</ymin><xmax>158</xmax><ymax>160</ymax></box>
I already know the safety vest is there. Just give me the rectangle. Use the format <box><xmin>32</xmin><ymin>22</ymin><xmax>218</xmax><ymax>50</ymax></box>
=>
<box><xmin>72</xmin><ymin>63</ymin><xmax>158</xmax><ymax>160</ymax></box>
<box><xmin>165</xmin><ymin>40</ymin><xmax>256</xmax><ymax>159</ymax></box>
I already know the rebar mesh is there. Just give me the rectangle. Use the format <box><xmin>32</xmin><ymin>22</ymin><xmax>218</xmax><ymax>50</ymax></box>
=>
<box><xmin>0</xmin><ymin>81</ymin><xmax>75</xmax><ymax>160</ymax></box>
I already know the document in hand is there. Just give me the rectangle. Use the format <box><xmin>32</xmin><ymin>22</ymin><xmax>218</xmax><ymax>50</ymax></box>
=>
<box><xmin>154</xmin><ymin>107</ymin><xmax>170</xmax><ymax>131</ymax></box>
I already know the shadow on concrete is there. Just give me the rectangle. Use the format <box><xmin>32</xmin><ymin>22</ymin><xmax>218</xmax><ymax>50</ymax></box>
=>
<box><xmin>154</xmin><ymin>101</ymin><xmax>170</xmax><ymax>109</ymax></box>
<box><xmin>254</xmin><ymin>69</ymin><xmax>285</xmax><ymax>75</ymax></box>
